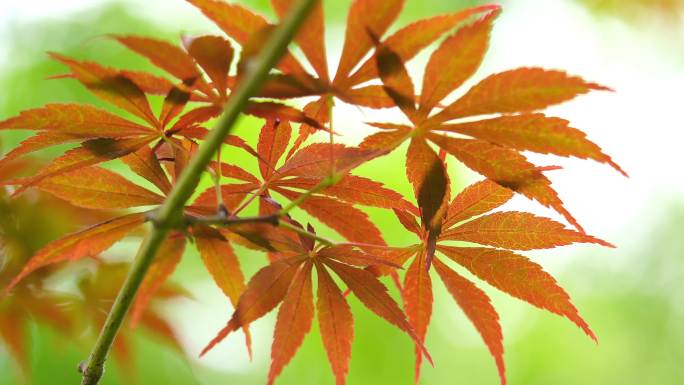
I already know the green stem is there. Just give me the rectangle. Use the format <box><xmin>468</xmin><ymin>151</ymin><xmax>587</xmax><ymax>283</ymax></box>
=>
<box><xmin>278</xmin><ymin>174</ymin><xmax>339</xmax><ymax>216</ymax></box>
<box><xmin>214</xmin><ymin>146</ymin><xmax>226</xmax><ymax>214</ymax></box>
<box><xmin>79</xmin><ymin>1</ymin><xmax>319</xmax><ymax>384</ymax></box>
<box><xmin>187</xmin><ymin>213</ymin><xmax>279</xmax><ymax>227</ymax></box>
<box><xmin>185</xmin><ymin>213</ymin><xmax>333</xmax><ymax>246</ymax></box>
<box><xmin>327</xmin><ymin>94</ymin><xmax>335</xmax><ymax>176</ymax></box>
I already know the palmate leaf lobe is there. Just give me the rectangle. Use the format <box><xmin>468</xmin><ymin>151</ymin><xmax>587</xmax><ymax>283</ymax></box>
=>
<box><xmin>429</xmin><ymin>67</ymin><xmax>613</xmax><ymax>123</ymax></box>
<box><xmin>419</xmin><ymin>8</ymin><xmax>499</xmax><ymax>115</ymax></box>
<box><xmin>201</xmin><ymin>232</ymin><xmax>430</xmax><ymax>385</ymax></box>
<box><xmin>36</xmin><ymin>166</ymin><xmax>165</xmax><ymax>210</ymax></box>
<box><xmin>403</xmin><ymin>249</ymin><xmax>433</xmax><ymax>382</ymax></box>
<box><xmin>0</xmin><ymin>103</ymin><xmax>156</xmax><ymax>137</ymax></box>
<box><xmin>49</xmin><ymin>53</ymin><xmax>158</xmax><ymax>126</ymax></box>
<box><xmin>432</xmin><ymin>258</ymin><xmax>505</xmax><ymax>385</ymax></box>
<box><xmin>440</xmin><ymin>211</ymin><xmax>615</xmax><ymax>250</ymax></box>
<box><xmin>434</xmin><ymin>113</ymin><xmax>627</xmax><ymax>176</ymax></box>
<box><xmin>443</xmin><ymin>179</ymin><xmax>514</xmax><ymax>228</ymax></box>
<box><xmin>437</xmin><ymin>245</ymin><xmax>598</xmax><ymax>342</ymax></box>
<box><xmin>315</xmin><ymin>261</ymin><xmax>354</xmax><ymax>385</ymax></box>
<box><xmin>367</xmin><ymin>7</ymin><xmax>622</xmax><ymax>233</ymax></box>
<box><xmin>268</xmin><ymin>261</ymin><xmax>314</xmax><ymax>385</ymax></box>
<box><xmin>380</xmin><ymin>176</ymin><xmax>613</xmax><ymax>384</ymax></box>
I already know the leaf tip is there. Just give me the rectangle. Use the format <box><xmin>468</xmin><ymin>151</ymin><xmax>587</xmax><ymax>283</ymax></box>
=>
<box><xmin>200</xmin><ymin>322</ymin><xmax>234</xmax><ymax>357</ymax></box>
<box><xmin>608</xmin><ymin>159</ymin><xmax>629</xmax><ymax>178</ymax></box>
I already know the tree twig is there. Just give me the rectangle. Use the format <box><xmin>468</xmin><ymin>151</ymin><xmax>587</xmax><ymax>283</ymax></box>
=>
<box><xmin>79</xmin><ymin>1</ymin><xmax>319</xmax><ymax>384</ymax></box>
<box><xmin>186</xmin><ymin>213</ymin><xmax>279</xmax><ymax>227</ymax></box>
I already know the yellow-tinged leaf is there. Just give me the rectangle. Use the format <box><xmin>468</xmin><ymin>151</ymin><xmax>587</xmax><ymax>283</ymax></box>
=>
<box><xmin>435</xmin><ymin>113</ymin><xmax>626</xmax><ymax>176</ymax></box>
<box><xmin>0</xmin><ymin>103</ymin><xmax>155</xmax><ymax>137</ymax></box>
<box><xmin>428</xmin><ymin>135</ymin><xmax>584</xmax><ymax>231</ymax></box>
<box><xmin>277</xmin><ymin>143</ymin><xmax>375</xmax><ymax>178</ymax></box>
<box><xmin>277</xmin><ymin>188</ymin><xmax>386</xmax><ymax>246</ymax></box>
<box><xmin>122</xmin><ymin>145</ymin><xmax>172</xmax><ymax>195</ymax></box>
<box><xmin>334</xmin><ymin>0</ymin><xmax>405</xmax><ymax>82</ymax></box>
<box><xmin>419</xmin><ymin>10</ymin><xmax>499</xmax><ymax>115</ymax></box>
<box><xmin>37</xmin><ymin>166</ymin><xmax>165</xmax><ymax>209</ymax></box>
<box><xmin>338</xmin><ymin>86</ymin><xmax>395</xmax><ymax>109</ymax></box>
<box><xmin>273</xmin><ymin>175</ymin><xmax>413</xmax><ymax>211</ymax></box>
<box><xmin>441</xmin><ymin>211</ymin><xmax>614</xmax><ymax>250</ymax></box>
<box><xmin>359</xmin><ymin>127</ymin><xmax>411</xmax><ymax>153</ymax></box>
<box><xmin>438</xmin><ymin>246</ymin><xmax>597</xmax><ymax>342</ymax></box>
<box><xmin>194</xmin><ymin>225</ymin><xmax>253</xmax><ymax>356</ymax></box>
<box><xmin>431</xmin><ymin>67</ymin><xmax>612</xmax><ymax>123</ymax></box>
<box><xmin>346</xmin><ymin>5</ymin><xmax>501</xmax><ymax>87</ymax></box>
<box><xmin>50</xmin><ymin>53</ymin><xmax>158</xmax><ymax>126</ymax></box>
<box><xmin>194</xmin><ymin>226</ymin><xmax>245</xmax><ymax>305</ymax></box>
<box><xmin>444</xmin><ymin>179</ymin><xmax>514</xmax><ymax>229</ymax></box>
<box><xmin>12</xmin><ymin>136</ymin><xmax>157</xmax><ymax>194</ymax></box>
<box><xmin>433</xmin><ymin>258</ymin><xmax>505</xmax><ymax>385</ymax></box>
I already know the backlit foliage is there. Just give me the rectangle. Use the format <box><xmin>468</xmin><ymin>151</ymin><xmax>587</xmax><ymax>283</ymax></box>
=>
<box><xmin>0</xmin><ymin>1</ymin><xmax>624</xmax><ymax>384</ymax></box>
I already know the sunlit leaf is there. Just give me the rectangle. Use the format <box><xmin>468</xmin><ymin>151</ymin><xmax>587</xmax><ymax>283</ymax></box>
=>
<box><xmin>438</xmin><ymin>245</ymin><xmax>597</xmax><ymax>341</ymax></box>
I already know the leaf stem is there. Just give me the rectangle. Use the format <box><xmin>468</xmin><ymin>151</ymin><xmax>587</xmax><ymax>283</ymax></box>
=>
<box><xmin>278</xmin><ymin>174</ymin><xmax>339</xmax><ymax>216</ymax></box>
<box><xmin>79</xmin><ymin>1</ymin><xmax>319</xmax><ymax>384</ymax></box>
<box><xmin>278</xmin><ymin>220</ymin><xmax>335</xmax><ymax>246</ymax></box>
<box><xmin>214</xmin><ymin>146</ymin><xmax>226</xmax><ymax>215</ymax></box>
<box><xmin>327</xmin><ymin>94</ymin><xmax>335</xmax><ymax>176</ymax></box>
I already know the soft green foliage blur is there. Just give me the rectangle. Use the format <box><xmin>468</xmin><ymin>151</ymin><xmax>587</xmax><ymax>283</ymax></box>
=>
<box><xmin>1</xmin><ymin>1</ymin><xmax>683</xmax><ymax>384</ymax></box>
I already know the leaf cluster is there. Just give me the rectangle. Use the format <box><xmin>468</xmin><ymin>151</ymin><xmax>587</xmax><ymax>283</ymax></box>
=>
<box><xmin>0</xmin><ymin>1</ymin><xmax>624</xmax><ymax>384</ymax></box>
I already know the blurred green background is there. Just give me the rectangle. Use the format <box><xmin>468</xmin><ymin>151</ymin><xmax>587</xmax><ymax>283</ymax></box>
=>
<box><xmin>1</xmin><ymin>0</ymin><xmax>683</xmax><ymax>384</ymax></box>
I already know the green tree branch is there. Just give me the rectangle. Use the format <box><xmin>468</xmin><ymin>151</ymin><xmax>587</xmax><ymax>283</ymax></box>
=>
<box><xmin>79</xmin><ymin>1</ymin><xmax>319</xmax><ymax>383</ymax></box>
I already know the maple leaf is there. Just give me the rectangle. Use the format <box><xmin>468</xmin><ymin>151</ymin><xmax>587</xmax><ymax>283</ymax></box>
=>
<box><xmin>185</xmin><ymin>0</ymin><xmax>500</xmax><ymax>155</ymax></box>
<box><xmin>0</xmin><ymin>48</ymin><xmax>315</xmax><ymax>193</ymax></box>
<box><xmin>364</xmin><ymin>7</ymin><xmax>624</xmax><ymax>232</ymax></box>
<box><xmin>191</xmin><ymin>119</ymin><xmax>409</xmax><ymax>245</ymax></box>
<box><xmin>111</xmin><ymin>32</ymin><xmax>324</xmax><ymax>126</ymax></box>
<box><xmin>200</xmin><ymin>223</ymin><xmax>429</xmax><ymax>385</ymax></box>
<box><xmin>369</xmin><ymin>178</ymin><xmax>613</xmax><ymax>384</ymax></box>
